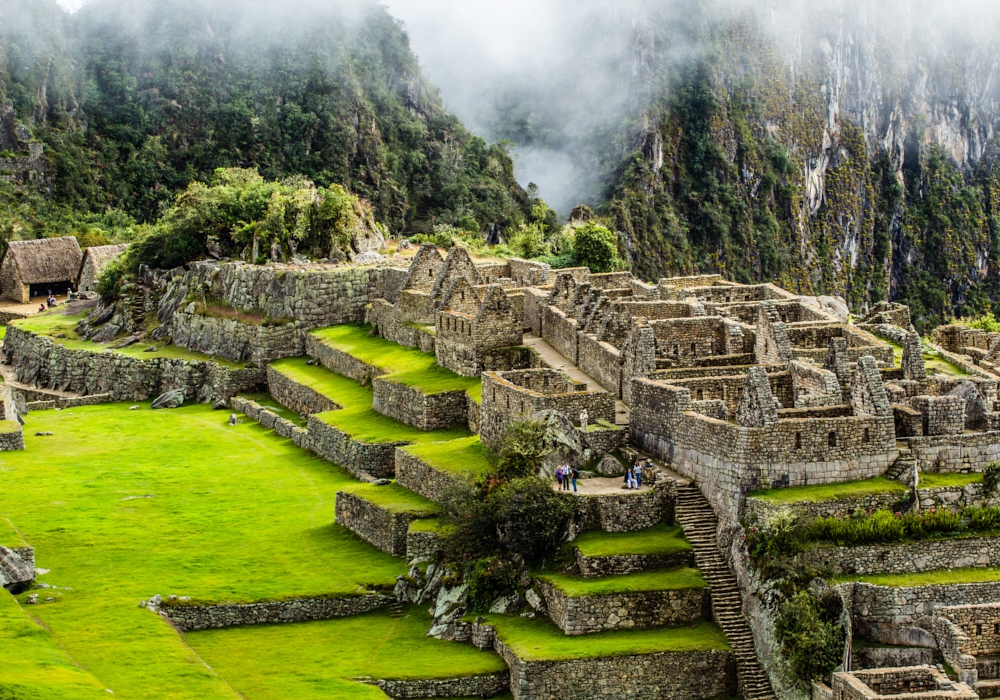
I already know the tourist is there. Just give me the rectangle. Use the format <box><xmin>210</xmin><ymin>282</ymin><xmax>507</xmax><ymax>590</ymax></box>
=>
<box><xmin>37</xmin><ymin>304</ymin><xmax>45</xmax><ymax>313</ymax></box>
<box><xmin>555</xmin><ymin>465</ymin><xmax>564</xmax><ymax>490</ymax></box>
<box><xmin>570</xmin><ymin>466</ymin><xmax>579</xmax><ymax>493</ymax></box>
<box><xmin>562</xmin><ymin>464</ymin><xmax>571</xmax><ymax>491</ymax></box>
<box><xmin>634</xmin><ymin>460</ymin><xmax>643</xmax><ymax>488</ymax></box>
<box><xmin>625</xmin><ymin>467</ymin><xmax>638</xmax><ymax>490</ymax></box>
<box><xmin>579</xmin><ymin>409</ymin><xmax>589</xmax><ymax>433</ymax></box>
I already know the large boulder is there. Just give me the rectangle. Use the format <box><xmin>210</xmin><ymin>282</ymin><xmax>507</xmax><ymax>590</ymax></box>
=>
<box><xmin>151</xmin><ymin>389</ymin><xmax>186</xmax><ymax>410</ymax></box>
<box><xmin>537</xmin><ymin>410</ymin><xmax>586</xmax><ymax>477</ymax></box>
<box><xmin>0</xmin><ymin>546</ymin><xmax>33</xmax><ymax>593</ymax></box>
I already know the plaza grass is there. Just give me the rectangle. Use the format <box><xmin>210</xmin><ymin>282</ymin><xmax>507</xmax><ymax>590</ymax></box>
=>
<box><xmin>835</xmin><ymin>567</ymin><xmax>1000</xmax><ymax>587</ymax></box>
<box><xmin>402</xmin><ymin>435</ymin><xmax>491</xmax><ymax>477</ymax></box>
<box><xmin>339</xmin><ymin>482</ymin><xmax>440</xmax><ymax>516</ymax></box>
<box><xmin>749</xmin><ymin>476</ymin><xmax>906</xmax><ymax>503</ymax></box>
<box><xmin>270</xmin><ymin>357</ymin><xmax>472</xmax><ymax>445</ymax></box>
<box><xmin>0</xmin><ymin>590</ymin><xmax>109</xmax><ymax>700</ymax></box>
<box><xmin>0</xmin><ymin>402</ymin><xmax>435</xmax><ymax>699</ymax></box>
<box><xmin>477</xmin><ymin>614</ymin><xmax>729</xmax><ymax>661</ymax></box>
<box><xmin>309</xmin><ymin>324</ymin><xmax>482</xmax><ymax>400</ymax></box>
<box><xmin>186</xmin><ymin>607</ymin><xmax>506</xmax><ymax>700</ymax></box>
<box><xmin>571</xmin><ymin>524</ymin><xmax>692</xmax><ymax>558</ymax></box>
<box><xmin>537</xmin><ymin>567</ymin><xmax>706</xmax><ymax>597</ymax></box>
<box><xmin>919</xmin><ymin>472</ymin><xmax>983</xmax><ymax>489</ymax></box>
<box><xmin>12</xmin><ymin>311</ymin><xmax>245</xmax><ymax>367</ymax></box>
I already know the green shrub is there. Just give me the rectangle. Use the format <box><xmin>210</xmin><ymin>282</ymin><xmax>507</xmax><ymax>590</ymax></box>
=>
<box><xmin>465</xmin><ymin>556</ymin><xmax>521</xmax><ymax>613</ymax></box>
<box><xmin>489</xmin><ymin>417</ymin><xmax>551</xmax><ymax>480</ymax></box>
<box><xmin>774</xmin><ymin>590</ymin><xmax>846</xmax><ymax>684</ymax></box>
<box><xmin>96</xmin><ymin>258</ymin><xmax>127</xmax><ymax>302</ymax></box>
<box><xmin>490</xmin><ymin>478</ymin><xmax>578</xmax><ymax>566</ymax></box>
<box><xmin>965</xmin><ymin>313</ymin><xmax>1000</xmax><ymax>333</ymax></box>
<box><xmin>965</xmin><ymin>506</ymin><xmax>1000</xmax><ymax>531</ymax></box>
<box><xmin>571</xmin><ymin>223</ymin><xmax>621</xmax><ymax>273</ymax></box>
<box><xmin>985</xmin><ymin>462</ymin><xmax>1000</xmax><ymax>495</ymax></box>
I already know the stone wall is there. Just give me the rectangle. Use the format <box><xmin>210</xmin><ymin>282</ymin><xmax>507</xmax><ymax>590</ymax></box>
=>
<box><xmin>574</xmin><ymin>483</ymin><xmax>673</xmax><ymax>533</ymax></box>
<box><xmin>266</xmin><ymin>365</ymin><xmax>340</xmax><ymax>415</ymax></box>
<box><xmin>0</xmin><ymin>310</ymin><xmax>26</xmax><ymax>325</ymax></box>
<box><xmin>938</xmin><ymin>602</ymin><xmax>1000</xmax><ymax>655</ymax></box>
<box><xmin>577</xmin><ymin>332</ymin><xmax>623</xmax><ymax>399</ymax></box>
<box><xmin>838</xmin><ymin>580</ymin><xmax>1000</xmax><ymax>647</ymax></box>
<box><xmin>573</xmin><ymin>548</ymin><xmax>694</xmax><ymax>578</ymax></box>
<box><xmin>0</xmin><ymin>425</ymin><xmax>24</xmax><ymax>451</ymax></box>
<box><xmin>907</xmin><ymin>432</ymin><xmax>1000</xmax><ymax>473</ymax></box>
<box><xmin>3</xmin><ymin>326</ymin><xmax>265</xmax><ymax>403</ymax></box>
<box><xmin>170</xmin><ymin>308</ymin><xmax>302</xmax><ymax>364</ymax></box>
<box><xmin>745</xmin><ymin>492</ymin><xmax>909</xmax><ymax>522</ymax></box>
<box><xmin>371</xmin><ymin>379</ymin><xmax>469</xmax><ymax>430</ymax></box>
<box><xmin>536</xmin><ymin>580</ymin><xmax>706</xmax><ymax>635</ymax></box>
<box><xmin>582</xmin><ymin>424</ymin><xmax>628</xmax><ymax>457</ymax></box>
<box><xmin>495</xmin><ymin>637</ymin><xmax>737</xmax><ymax>700</ymax></box>
<box><xmin>406</xmin><ymin>528</ymin><xmax>444</xmax><ymax>563</ymax></box>
<box><xmin>306</xmin><ymin>415</ymin><xmax>403</xmax><ymax>479</ymax></box>
<box><xmin>802</xmin><ymin>537</ymin><xmax>1000</xmax><ymax>576</ymax></box>
<box><xmin>366</xmin><ymin>672</ymin><xmax>510</xmax><ymax>699</ymax></box>
<box><xmin>542</xmin><ymin>306</ymin><xmax>579</xmax><ymax>364</ymax></box>
<box><xmin>158</xmin><ymin>594</ymin><xmax>391</xmax><ymax>631</ymax></box>
<box><xmin>394</xmin><ymin>448</ymin><xmax>469</xmax><ymax>504</ymax></box>
<box><xmin>334</xmin><ymin>491</ymin><xmax>417</xmax><ymax>556</ymax></box>
<box><xmin>368</xmin><ymin>299</ymin><xmax>436</xmax><ymax>352</ymax></box>
<box><xmin>305</xmin><ymin>333</ymin><xmax>380</xmax><ymax>383</ymax></box>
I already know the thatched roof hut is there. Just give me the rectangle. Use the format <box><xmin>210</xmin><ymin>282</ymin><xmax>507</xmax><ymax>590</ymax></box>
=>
<box><xmin>0</xmin><ymin>236</ymin><xmax>83</xmax><ymax>303</ymax></box>
<box><xmin>77</xmin><ymin>243</ymin><xmax>129</xmax><ymax>292</ymax></box>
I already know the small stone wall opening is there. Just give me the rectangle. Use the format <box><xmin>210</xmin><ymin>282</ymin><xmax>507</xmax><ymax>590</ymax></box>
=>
<box><xmin>829</xmin><ymin>431</ymin><xmax>837</xmax><ymax>447</ymax></box>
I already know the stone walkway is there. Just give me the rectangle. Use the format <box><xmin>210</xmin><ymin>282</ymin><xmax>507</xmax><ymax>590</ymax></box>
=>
<box><xmin>521</xmin><ymin>332</ymin><xmax>630</xmax><ymax>425</ymax></box>
<box><xmin>549</xmin><ymin>475</ymin><xmax>654</xmax><ymax>495</ymax></box>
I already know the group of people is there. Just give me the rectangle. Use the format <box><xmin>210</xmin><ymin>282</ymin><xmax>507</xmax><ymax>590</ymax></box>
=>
<box><xmin>555</xmin><ymin>463</ymin><xmax>580</xmax><ymax>492</ymax></box>
<box><xmin>623</xmin><ymin>458</ymin><xmax>652</xmax><ymax>490</ymax></box>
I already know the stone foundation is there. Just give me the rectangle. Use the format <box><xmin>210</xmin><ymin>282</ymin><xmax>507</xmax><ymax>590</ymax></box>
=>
<box><xmin>366</xmin><ymin>672</ymin><xmax>510</xmax><ymax>699</ymax></box>
<box><xmin>536</xmin><ymin>579</ymin><xmax>707</xmax><ymax>635</ymax></box>
<box><xmin>0</xmin><ymin>426</ymin><xmax>24</xmax><ymax>451</ymax></box>
<box><xmin>158</xmin><ymin>594</ymin><xmax>391</xmax><ymax>631</ymax></box>
<box><xmin>574</xmin><ymin>482</ymin><xmax>674</xmax><ymax>533</ymax></box>
<box><xmin>372</xmin><ymin>379</ymin><xmax>469</xmax><ymax>430</ymax></box>
<box><xmin>334</xmin><ymin>491</ymin><xmax>420</xmax><ymax>557</ymax></box>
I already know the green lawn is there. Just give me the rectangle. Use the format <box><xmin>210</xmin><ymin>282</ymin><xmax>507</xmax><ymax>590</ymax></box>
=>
<box><xmin>749</xmin><ymin>476</ymin><xmax>907</xmax><ymax>503</ymax></box>
<box><xmin>309</xmin><ymin>324</ymin><xmax>481</xmax><ymax>400</ymax></box>
<box><xmin>835</xmin><ymin>567</ymin><xmax>1000</xmax><ymax>587</ymax></box>
<box><xmin>12</xmin><ymin>312</ymin><xmax>245</xmax><ymax>367</ymax></box>
<box><xmin>537</xmin><ymin>567</ymin><xmax>706</xmax><ymax>597</ymax></box>
<box><xmin>186</xmin><ymin>607</ymin><xmax>506</xmax><ymax>700</ymax></box>
<box><xmin>0</xmin><ymin>590</ymin><xmax>109</xmax><ymax>699</ymax></box>
<box><xmin>401</xmin><ymin>435</ymin><xmax>491</xmax><ymax>476</ymax></box>
<box><xmin>919</xmin><ymin>472</ymin><xmax>983</xmax><ymax>489</ymax></box>
<box><xmin>571</xmin><ymin>524</ymin><xmax>691</xmax><ymax>558</ymax></box>
<box><xmin>269</xmin><ymin>357</ymin><xmax>472</xmax><ymax>445</ymax></box>
<box><xmin>339</xmin><ymin>483</ymin><xmax>440</xmax><ymax>516</ymax></box>
<box><xmin>0</xmin><ymin>515</ymin><xmax>27</xmax><ymax>548</ymax></box>
<box><xmin>0</xmin><ymin>402</ymin><xmax>411</xmax><ymax>699</ymax></box>
<box><xmin>478</xmin><ymin>614</ymin><xmax>729</xmax><ymax>661</ymax></box>
<box><xmin>0</xmin><ymin>419</ymin><xmax>21</xmax><ymax>433</ymax></box>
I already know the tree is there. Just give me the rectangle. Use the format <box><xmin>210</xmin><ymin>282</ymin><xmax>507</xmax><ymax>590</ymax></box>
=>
<box><xmin>573</xmin><ymin>222</ymin><xmax>621</xmax><ymax>273</ymax></box>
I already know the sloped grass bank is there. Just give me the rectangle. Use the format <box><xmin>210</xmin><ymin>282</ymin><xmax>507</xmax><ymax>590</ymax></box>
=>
<box><xmin>187</xmin><ymin>607</ymin><xmax>507</xmax><ymax>700</ymax></box>
<box><xmin>0</xmin><ymin>589</ymin><xmax>109</xmax><ymax>700</ymax></box>
<box><xmin>310</xmin><ymin>324</ymin><xmax>482</xmax><ymax>401</ymax></box>
<box><xmin>0</xmin><ymin>402</ymin><xmax>414</xmax><ymax>699</ymax></box>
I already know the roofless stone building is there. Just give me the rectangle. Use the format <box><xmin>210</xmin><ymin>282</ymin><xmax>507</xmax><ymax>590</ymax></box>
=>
<box><xmin>0</xmin><ymin>236</ymin><xmax>83</xmax><ymax>303</ymax></box>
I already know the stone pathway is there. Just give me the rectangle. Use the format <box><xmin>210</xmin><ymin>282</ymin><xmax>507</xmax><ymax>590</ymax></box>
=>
<box><xmin>521</xmin><ymin>332</ymin><xmax>630</xmax><ymax>425</ymax></box>
<box><xmin>549</xmin><ymin>475</ymin><xmax>654</xmax><ymax>495</ymax></box>
<box><xmin>675</xmin><ymin>483</ymin><xmax>777</xmax><ymax>700</ymax></box>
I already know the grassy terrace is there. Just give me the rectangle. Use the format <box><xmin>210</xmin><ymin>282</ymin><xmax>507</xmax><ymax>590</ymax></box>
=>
<box><xmin>571</xmin><ymin>524</ymin><xmax>692</xmax><ymax>558</ymax></box>
<box><xmin>749</xmin><ymin>476</ymin><xmax>906</xmax><ymax>503</ymax></box>
<box><xmin>309</xmin><ymin>324</ymin><xmax>482</xmax><ymax>401</ymax></box>
<box><xmin>187</xmin><ymin>607</ymin><xmax>506</xmax><ymax>700</ymax></box>
<box><xmin>12</xmin><ymin>311</ymin><xmax>245</xmax><ymax>368</ymax></box>
<box><xmin>270</xmin><ymin>357</ymin><xmax>472</xmax><ymax>444</ymax></box>
<box><xmin>0</xmin><ymin>590</ymin><xmax>109</xmax><ymax>700</ymax></box>
<box><xmin>537</xmin><ymin>567</ymin><xmax>706</xmax><ymax>597</ymax></box>
<box><xmin>835</xmin><ymin>567</ymin><xmax>1000</xmax><ymax>587</ymax></box>
<box><xmin>920</xmin><ymin>472</ymin><xmax>983</xmax><ymax>488</ymax></box>
<box><xmin>0</xmin><ymin>402</ymin><xmax>478</xmax><ymax>699</ymax></box>
<box><xmin>407</xmin><ymin>517</ymin><xmax>453</xmax><ymax>535</ymax></box>
<box><xmin>401</xmin><ymin>435</ymin><xmax>491</xmax><ymax>477</ymax></box>
<box><xmin>477</xmin><ymin>614</ymin><xmax>729</xmax><ymax>661</ymax></box>
<box><xmin>339</xmin><ymin>482</ymin><xmax>440</xmax><ymax>516</ymax></box>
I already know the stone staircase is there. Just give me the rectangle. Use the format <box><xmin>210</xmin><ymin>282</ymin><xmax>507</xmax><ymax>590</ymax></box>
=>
<box><xmin>675</xmin><ymin>484</ymin><xmax>777</xmax><ymax>700</ymax></box>
<box><xmin>977</xmin><ymin>657</ymin><xmax>1000</xmax><ymax>697</ymax></box>
<box><xmin>885</xmin><ymin>441</ymin><xmax>916</xmax><ymax>481</ymax></box>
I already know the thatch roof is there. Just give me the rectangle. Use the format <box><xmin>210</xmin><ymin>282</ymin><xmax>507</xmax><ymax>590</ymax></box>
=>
<box><xmin>3</xmin><ymin>236</ymin><xmax>83</xmax><ymax>284</ymax></box>
<box><xmin>80</xmin><ymin>243</ymin><xmax>129</xmax><ymax>273</ymax></box>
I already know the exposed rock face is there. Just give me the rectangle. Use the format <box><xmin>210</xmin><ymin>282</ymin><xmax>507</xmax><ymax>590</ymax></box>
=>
<box><xmin>150</xmin><ymin>389</ymin><xmax>186</xmax><ymax>409</ymax></box>
<box><xmin>0</xmin><ymin>545</ymin><xmax>34</xmax><ymax>593</ymax></box>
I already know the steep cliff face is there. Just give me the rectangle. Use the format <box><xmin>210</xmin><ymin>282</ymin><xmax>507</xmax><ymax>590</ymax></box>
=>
<box><xmin>609</xmin><ymin>0</ymin><xmax>1000</xmax><ymax>330</ymax></box>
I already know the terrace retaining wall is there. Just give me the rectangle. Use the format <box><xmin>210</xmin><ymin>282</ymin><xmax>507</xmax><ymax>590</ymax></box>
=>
<box><xmin>837</xmin><ymin>580</ymin><xmax>1000</xmax><ymax>647</ymax></box>
<box><xmin>574</xmin><ymin>482</ymin><xmax>673</xmax><ymax>534</ymax></box>
<box><xmin>3</xmin><ymin>326</ymin><xmax>265</xmax><ymax>403</ymax></box>
<box><xmin>494</xmin><ymin>637</ymin><xmax>736</xmax><ymax>700</ymax></box>
<box><xmin>799</xmin><ymin>537</ymin><xmax>1000</xmax><ymax>576</ymax></box>
<box><xmin>367</xmin><ymin>672</ymin><xmax>510</xmax><ymax>699</ymax></box>
<box><xmin>170</xmin><ymin>309</ymin><xmax>302</xmax><ymax>364</ymax></box>
<box><xmin>158</xmin><ymin>594</ymin><xmax>391</xmax><ymax>631</ymax></box>
<box><xmin>306</xmin><ymin>416</ymin><xmax>403</xmax><ymax>479</ymax></box>
<box><xmin>394</xmin><ymin>449</ymin><xmax>462</xmax><ymax>503</ymax></box>
<box><xmin>334</xmin><ymin>490</ymin><xmax>418</xmax><ymax>557</ymax></box>
<box><xmin>0</xmin><ymin>427</ymin><xmax>24</xmax><ymax>451</ymax></box>
<box><xmin>574</xmin><ymin>549</ymin><xmax>695</xmax><ymax>578</ymax></box>
<box><xmin>535</xmin><ymin>580</ymin><xmax>706</xmax><ymax>635</ymax></box>
<box><xmin>371</xmin><ymin>379</ymin><xmax>469</xmax><ymax>430</ymax></box>
<box><xmin>266</xmin><ymin>365</ymin><xmax>340</xmax><ymax>415</ymax></box>
<box><xmin>305</xmin><ymin>333</ymin><xmax>380</xmax><ymax>383</ymax></box>
<box><xmin>406</xmin><ymin>529</ymin><xmax>444</xmax><ymax>562</ymax></box>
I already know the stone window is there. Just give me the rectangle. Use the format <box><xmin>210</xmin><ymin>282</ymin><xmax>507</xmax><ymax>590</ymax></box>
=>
<box><xmin>673</xmin><ymin>344</ymin><xmax>679</xmax><ymax>355</ymax></box>
<box><xmin>690</xmin><ymin>342</ymin><xmax>697</xmax><ymax>355</ymax></box>
<box><xmin>794</xmin><ymin>432</ymin><xmax>801</xmax><ymax>450</ymax></box>
<box><xmin>978</xmin><ymin>624</ymin><xmax>984</xmax><ymax>635</ymax></box>
<box><xmin>696</xmin><ymin>389</ymin><xmax>704</xmax><ymax>400</ymax></box>
<box><xmin>863</xmin><ymin>427</ymin><xmax>870</xmax><ymax>443</ymax></box>
<box><xmin>828</xmin><ymin>431</ymin><xmax>837</xmax><ymax>447</ymax></box>
<box><xmin>428</xmin><ymin>269</ymin><xmax>434</xmax><ymax>278</ymax></box>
